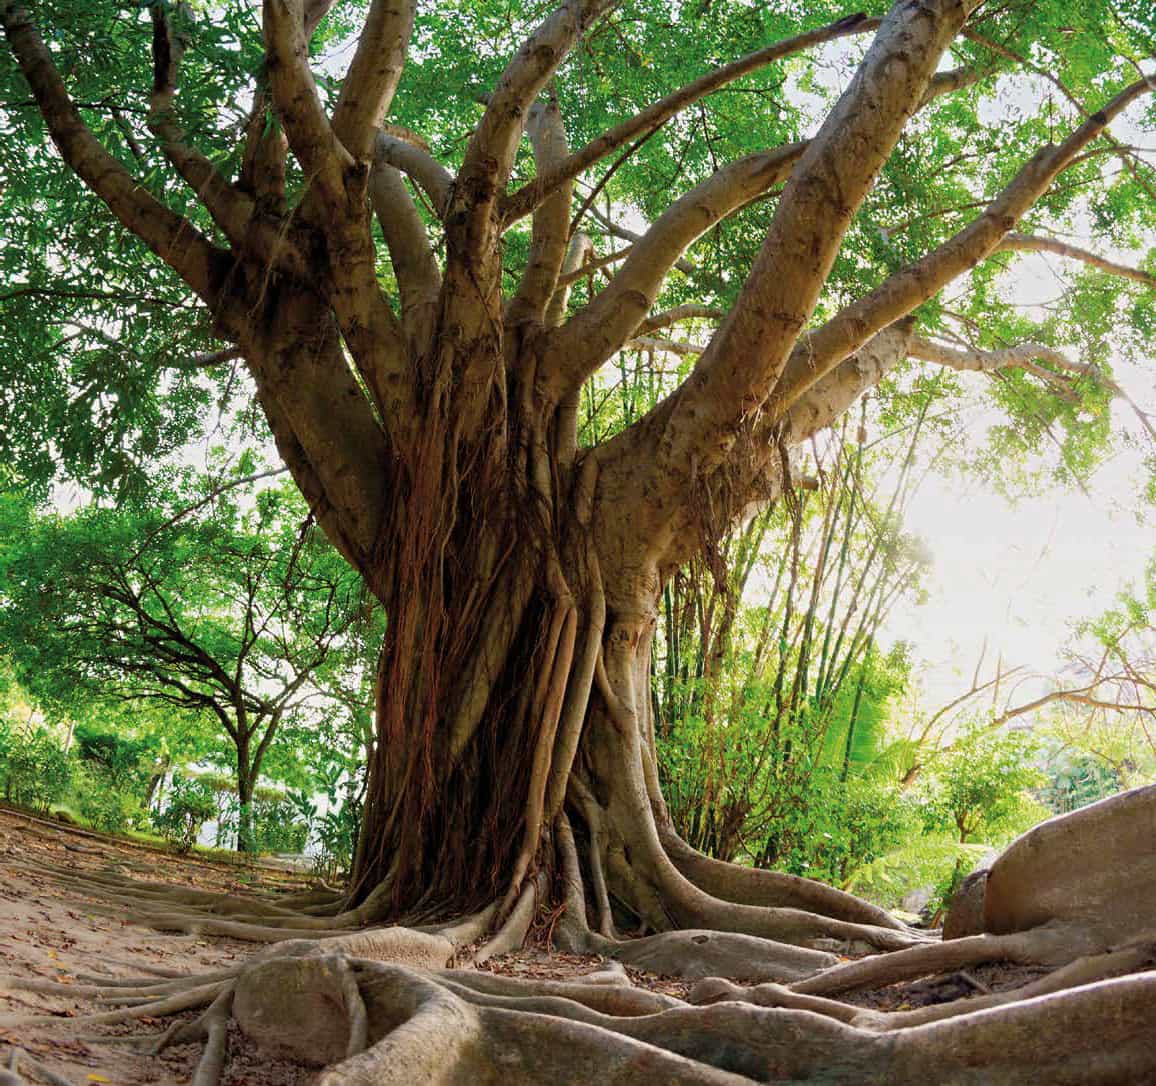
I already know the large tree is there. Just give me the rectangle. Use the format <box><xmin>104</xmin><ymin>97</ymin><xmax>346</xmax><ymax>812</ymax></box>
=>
<box><xmin>3</xmin><ymin>0</ymin><xmax>1156</xmax><ymax>1079</ymax></box>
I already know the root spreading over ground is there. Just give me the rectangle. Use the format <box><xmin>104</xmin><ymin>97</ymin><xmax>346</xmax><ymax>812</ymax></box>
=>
<box><xmin>1</xmin><ymin>786</ymin><xmax>1154</xmax><ymax>1084</ymax></box>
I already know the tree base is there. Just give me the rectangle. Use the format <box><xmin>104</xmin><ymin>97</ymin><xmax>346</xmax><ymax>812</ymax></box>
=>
<box><xmin>4</xmin><ymin>786</ymin><xmax>1154</xmax><ymax>1084</ymax></box>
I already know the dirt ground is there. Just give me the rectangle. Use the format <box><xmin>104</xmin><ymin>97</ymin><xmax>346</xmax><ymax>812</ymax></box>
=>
<box><xmin>0</xmin><ymin>805</ymin><xmax>313</xmax><ymax>1085</ymax></box>
<box><xmin>0</xmin><ymin>805</ymin><xmax>1053</xmax><ymax>1084</ymax></box>
<box><xmin>0</xmin><ymin>807</ymin><xmax>697</xmax><ymax>1084</ymax></box>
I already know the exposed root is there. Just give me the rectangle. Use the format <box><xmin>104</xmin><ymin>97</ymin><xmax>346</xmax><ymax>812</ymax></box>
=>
<box><xmin>339</xmin><ymin>960</ymin><xmax>369</xmax><ymax>1058</ymax></box>
<box><xmin>76</xmin><ymin>958</ymin><xmax>190</xmax><ymax>981</ymax></box>
<box><xmin>660</xmin><ymin>828</ymin><xmax>908</xmax><ymax>932</ymax></box>
<box><xmin>432</xmin><ymin>966</ymin><xmax>681</xmax><ymax>1015</ymax></box>
<box><xmin>849</xmin><ymin>938</ymin><xmax>1156</xmax><ymax>1030</ymax></box>
<box><xmin>1</xmin><ymin>1048</ymin><xmax>76</xmax><ymax>1086</ymax></box>
<box><xmin>18</xmin><ymin>857</ymin><xmax>390</xmax><ymax>937</ymax></box>
<box><xmin>12</xmin><ymin>914</ymin><xmax>1156</xmax><ymax>1084</ymax></box>
<box><xmin>12</xmin><ymin>778</ymin><xmax>1156</xmax><ymax>1083</ymax></box>
<box><xmin>0</xmin><ymin>979</ymin><xmax>230</xmax><ymax>1028</ymax></box>
<box><xmin>473</xmin><ymin>873</ymin><xmax>544</xmax><ymax>964</ymax></box>
<box><xmin>687</xmin><ymin>977</ymin><xmax>864</xmax><ymax>1023</ymax></box>
<box><xmin>609</xmin><ymin>928</ymin><xmax>839</xmax><ymax>984</ymax></box>
<box><xmin>191</xmin><ymin>987</ymin><xmax>233</xmax><ymax>1086</ymax></box>
<box><xmin>790</xmin><ymin>925</ymin><xmax>1086</xmax><ymax>997</ymax></box>
<box><xmin>305</xmin><ymin>958</ymin><xmax>1156</xmax><ymax>1084</ymax></box>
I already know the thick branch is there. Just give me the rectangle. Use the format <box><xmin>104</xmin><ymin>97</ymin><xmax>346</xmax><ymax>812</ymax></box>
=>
<box><xmin>262</xmin><ymin>0</ymin><xmax>352</xmax><ymax>209</ymax></box>
<box><xmin>637</xmin><ymin>321</ymin><xmax>915</xmax><ymax>573</ymax></box>
<box><xmin>541</xmin><ymin>143</ymin><xmax>804</xmax><ymax>398</ymax></box>
<box><xmin>765</xmin><ymin>75</ymin><xmax>1156</xmax><ymax>422</ymax></box>
<box><xmin>331</xmin><ymin>0</ymin><xmax>415</xmax><ymax>160</ymax></box>
<box><xmin>451</xmin><ymin>0</ymin><xmax>614</xmax><ymax>266</ymax></box>
<box><xmin>239</xmin><ymin>290</ymin><xmax>390</xmax><ymax>575</ymax></box>
<box><xmin>264</xmin><ymin>3</ymin><xmax>411</xmax><ymax>431</ymax></box>
<box><xmin>657</xmin><ymin>0</ymin><xmax>973</xmax><ymax>481</ymax></box>
<box><xmin>1</xmin><ymin>2</ymin><xmax>228</xmax><ymax>307</ymax></box>
<box><xmin>149</xmin><ymin>6</ymin><xmax>307</xmax><ymax>279</ymax></box>
<box><xmin>508</xmin><ymin>96</ymin><xmax>574</xmax><ymax>326</ymax></box>
<box><xmin>374</xmin><ymin>131</ymin><xmax>453</xmax><ymax>216</ymax></box>
<box><xmin>501</xmin><ymin>13</ymin><xmax>881</xmax><ymax>224</ymax></box>
<box><xmin>370</xmin><ymin>164</ymin><xmax>441</xmax><ymax>350</ymax></box>
<box><xmin>547</xmin><ymin>3</ymin><xmax>992</xmax><ymax>410</ymax></box>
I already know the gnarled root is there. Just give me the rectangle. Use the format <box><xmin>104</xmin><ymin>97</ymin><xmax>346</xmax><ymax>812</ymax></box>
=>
<box><xmin>278</xmin><ymin>957</ymin><xmax>1156</xmax><ymax>1085</ymax></box>
<box><xmin>788</xmin><ymin>924</ymin><xmax>1089</xmax><ymax>997</ymax></box>
<box><xmin>10</xmin><ymin>918</ymin><xmax>1156</xmax><ymax>1083</ymax></box>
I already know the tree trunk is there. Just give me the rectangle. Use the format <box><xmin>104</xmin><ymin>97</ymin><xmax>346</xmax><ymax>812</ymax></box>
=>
<box><xmin>349</xmin><ymin>468</ymin><xmax>907</xmax><ymax>949</ymax></box>
<box><xmin>237</xmin><ymin>757</ymin><xmax>256</xmax><ymax>856</ymax></box>
<box><xmin>143</xmin><ymin>755</ymin><xmax>170</xmax><ymax>812</ymax></box>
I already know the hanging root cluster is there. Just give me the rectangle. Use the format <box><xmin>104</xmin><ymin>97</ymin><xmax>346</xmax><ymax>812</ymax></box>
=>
<box><xmin>4</xmin><ymin>785</ymin><xmax>1156</xmax><ymax>1084</ymax></box>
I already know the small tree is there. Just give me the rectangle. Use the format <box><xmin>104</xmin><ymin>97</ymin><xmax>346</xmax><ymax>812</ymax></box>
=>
<box><xmin>0</xmin><ymin>479</ymin><xmax>364</xmax><ymax>852</ymax></box>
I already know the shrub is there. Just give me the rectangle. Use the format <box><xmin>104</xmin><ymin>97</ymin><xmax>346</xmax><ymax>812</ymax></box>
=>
<box><xmin>152</xmin><ymin>774</ymin><xmax>217</xmax><ymax>851</ymax></box>
<box><xmin>311</xmin><ymin>802</ymin><xmax>360</xmax><ymax>881</ymax></box>
<box><xmin>251</xmin><ymin>789</ymin><xmax>310</xmax><ymax>854</ymax></box>
<box><xmin>70</xmin><ymin>763</ymin><xmax>139</xmax><ymax>833</ymax></box>
<box><xmin>763</xmin><ymin>770</ymin><xmax>919</xmax><ymax>886</ymax></box>
<box><xmin>1</xmin><ymin>726</ymin><xmax>71</xmax><ymax>812</ymax></box>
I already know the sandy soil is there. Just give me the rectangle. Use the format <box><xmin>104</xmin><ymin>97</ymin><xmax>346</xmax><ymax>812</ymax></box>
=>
<box><xmin>0</xmin><ymin>805</ymin><xmax>311</xmax><ymax>1085</ymax></box>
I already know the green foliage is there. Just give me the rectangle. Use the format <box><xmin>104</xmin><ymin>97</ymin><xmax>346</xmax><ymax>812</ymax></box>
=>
<box><xmin>0</xmin><ymin>723</ymin><xmax>71</xmax><ymax>812</ymax></box>
<box><xmin>847</xmin><ymin>835</ymin><xmax>991</xmax><ymax>912</ymax></box>
<box><xmin>152</xmin><ymin>773</ymin><xmax>217</xmax><ymax>851</ymax></box>
<box><xmin>919</xmin><ymin>727</ymin><xmax>1048</xmax><ymax>844</ymax></box>
<box><xmin>70</xmin><ymin>761</ymin><xmax>141</xmax><ymax>833</ymax></box>
<box><xmin>655</xmin><ymin>423</ymin><xmax>924</xmax><ymax>866</ymax></box>
<box><xmin>1039</xmin><ymin>742</ymin><xmax>1124</xmax><ymax>815</ymax></box>
<box><xmin>0</xmin><ymin>0</ymin><xmax>1151</xmax><ymax>905</ymax></box>
<box><xmin>765</xmin><ymin>771</ymin><xmax>919</xmax><ymax>887</ymax></box>
<box><xmin>310</xmin><ymin>802</ymin><xmax>361</xmax><ymax>882</ymax></box>
<box><xmin>0</xmin><ymin>0</ymin><xmax>1150</xmax><ymax>507</ymax></box>
<box><xmin>0</xmin><ymin>472</ymin><xmax>373</xmax><ymax>853</ymax></box>
<box><xmin>251</xmin><ymin>790</ymin><xmax>310</xmax><ymax>854</ymax></box>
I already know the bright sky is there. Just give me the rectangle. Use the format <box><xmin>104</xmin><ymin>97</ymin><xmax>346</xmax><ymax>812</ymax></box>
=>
<box><xmin>888</xmin><ymin>444</ymin><xmax>1152</xmax><ymax>697</ymax></box>
<box><xmin>882</xmin><ymin>255</ymin><xmax>1154</xmax><ymax>705</ymax></box>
